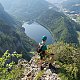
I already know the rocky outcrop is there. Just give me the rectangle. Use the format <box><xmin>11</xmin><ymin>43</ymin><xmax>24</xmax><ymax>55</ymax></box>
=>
<box><xmin>19</xmin><ymin>54</ymin><xmax>61</xmax><ymax>80</ymax></box>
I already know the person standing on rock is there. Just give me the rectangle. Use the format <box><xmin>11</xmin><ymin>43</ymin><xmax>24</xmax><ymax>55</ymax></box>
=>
<box><xmin>37</xmin><ymin>35</ymin><xmax>47</xmax><ymax>70</ymax></box>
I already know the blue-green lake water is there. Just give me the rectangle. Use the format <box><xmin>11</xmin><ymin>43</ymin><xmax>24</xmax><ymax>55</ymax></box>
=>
<box><xmin>22</xmin><ymin>22</ymin><xmax>53</xmax><ymax>44</ymax></box>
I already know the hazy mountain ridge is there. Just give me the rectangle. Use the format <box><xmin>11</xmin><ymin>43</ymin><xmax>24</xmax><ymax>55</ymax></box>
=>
<box><xmin>46</xmin><ymin>0</ymin><xmax>67</xmax><ymax>4</ymax></box>
<box><xmin>0</xmin><ymin>3</ymin><xmax>4</xmax><ymax>11</ymax></box>
<box><xmin>0</xmin><ymin>0</ymin><xmax>58</xmax><ymax>21</ymax></box>
<box><xmin>0</xmin><ymin>3</ymin><xmax>18</xmax><ymax>26</ymax></box>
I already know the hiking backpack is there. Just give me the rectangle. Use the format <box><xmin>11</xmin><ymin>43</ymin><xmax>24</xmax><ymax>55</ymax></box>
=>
<box><xmin>36</xmin><ymin>44</ymin><xmax>43</xmax><ymax>53</ymax></box>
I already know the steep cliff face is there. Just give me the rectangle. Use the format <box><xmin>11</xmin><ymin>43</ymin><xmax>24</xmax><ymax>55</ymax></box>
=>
<box><xmin>0</xmin><ymin>3</ymin><xmax>36</xmax><ymax>56</ymax></box>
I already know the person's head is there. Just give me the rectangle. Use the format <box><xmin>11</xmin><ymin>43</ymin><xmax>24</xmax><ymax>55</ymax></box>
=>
<box><xmin>42</xmin><ymin>35</ymin><xmax>47</xmax><ymax>42</ymax></box>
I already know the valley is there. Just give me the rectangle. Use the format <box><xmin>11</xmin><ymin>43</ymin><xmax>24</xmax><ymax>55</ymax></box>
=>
<box><xmin>0</xmin><ymin>0</ymin><xmax>80</xmax><ymax>80</ymax></box>
<box><xmin>0</xmin><ymin>0</ymin><xmax>80</xmax><ymax>44</ymax></box>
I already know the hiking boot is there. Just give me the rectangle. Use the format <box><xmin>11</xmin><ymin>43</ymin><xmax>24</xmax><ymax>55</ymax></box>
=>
<box><xmin>49</xmin><ymin>63</ymin><xmax>56</xmax><ymax>71</ymax></box>
<box><xmin>49</xmin><ymin>63</ymin><xmax>53</xmax><ymax>69</ymax></box>
<box><xmin>40</xmin><ymin>66</ymin><xmax>44</xmax><ymax>70</ymax></box>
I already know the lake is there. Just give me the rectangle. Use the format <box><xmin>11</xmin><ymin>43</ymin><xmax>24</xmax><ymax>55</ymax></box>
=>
<box><xmin>22</xmin><ymin>22</ymin><xmax>53</xmax><ymax>44</ymax></box>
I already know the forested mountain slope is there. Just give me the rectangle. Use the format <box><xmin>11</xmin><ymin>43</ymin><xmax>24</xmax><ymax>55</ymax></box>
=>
<box><xmin>0</xmin><ymin>3</ymin><xmax>36</xmax><ymax>56</ymax></box>
<box><xmin>36</xmin><ymin>9</ymin><xmax>80</xmax><ymax>44</ymax></box>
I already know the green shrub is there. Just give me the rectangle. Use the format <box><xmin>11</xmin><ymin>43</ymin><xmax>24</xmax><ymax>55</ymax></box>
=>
<box><xmin>48</xmin><ymin>42</ymin><xmax>80</xmax><ymax>80</ymax></box>
<box><xmin>0</xmin><ymin>50</ymin><xmax>24</xmax><ymax>80</ymax></box>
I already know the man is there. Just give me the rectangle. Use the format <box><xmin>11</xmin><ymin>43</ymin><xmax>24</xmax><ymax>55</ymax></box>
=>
<box><xmin>37</xmin><ymin>35</ymin><xmax>55</xmax><ymax>70</ymax></box>
<box><xmin>38</xmin><ymin>35</ymin><xmax>47</xmax><ymax>70</ymax></box>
